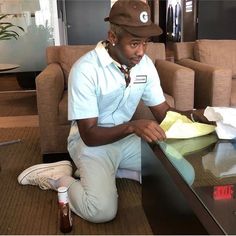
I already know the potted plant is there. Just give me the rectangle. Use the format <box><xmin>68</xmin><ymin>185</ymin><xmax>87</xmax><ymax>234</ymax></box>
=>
<box><xmin>0</xmin><ymin>14</ymin><xmax>24</xmax><ymax>40</ymax></box>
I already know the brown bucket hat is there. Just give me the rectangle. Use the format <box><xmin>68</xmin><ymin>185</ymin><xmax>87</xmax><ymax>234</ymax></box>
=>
<box><xmin>104</xmin><ymin>0</ymin><xmax>163</xmax><ymax>37</ymax></box>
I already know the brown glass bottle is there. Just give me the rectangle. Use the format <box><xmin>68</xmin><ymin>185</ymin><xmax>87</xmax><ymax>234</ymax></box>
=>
<box><xmin>58</xmin><ymin>187</ymin><xmax>73</xmax><ymax>233</ymax></box>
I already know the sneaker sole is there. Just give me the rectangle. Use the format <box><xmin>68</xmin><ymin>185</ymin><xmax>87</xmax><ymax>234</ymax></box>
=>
<box><xmin>18</xmin><ymin>160</ymin><xmax>72</xmax><ymax>184</ymax></box>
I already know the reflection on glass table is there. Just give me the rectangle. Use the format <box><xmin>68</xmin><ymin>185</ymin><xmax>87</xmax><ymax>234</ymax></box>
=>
<box><xmin>157</xmin><ymin>133</ymin><xmax>218</xmax><ymax>186</ymax></box>
<box><xmin>202</xmin><ymin>140</ymin><xmax>236</xmax><ymax>178</ymax></box>
<box><xmin>156</xmin><ymin>133</ymin><xmax>236</xmax><ymax>234</ymax></box>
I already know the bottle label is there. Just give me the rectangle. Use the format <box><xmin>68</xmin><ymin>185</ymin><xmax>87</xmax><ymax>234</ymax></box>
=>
<box><xmin>58</xmin><ymin>194</ymin><xmax>69</xmax><ymax>204</ymax></box>
<box><xmin>58</xmin><ymin>187</ymin><xmax>69</xmax><ymax>204</ymax></box>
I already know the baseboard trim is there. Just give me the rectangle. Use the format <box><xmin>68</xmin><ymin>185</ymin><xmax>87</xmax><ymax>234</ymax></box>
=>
<box><xmin>43</xmin><ymin>153</ymin><xmax>72</xmax><ymax>163</ymax></box>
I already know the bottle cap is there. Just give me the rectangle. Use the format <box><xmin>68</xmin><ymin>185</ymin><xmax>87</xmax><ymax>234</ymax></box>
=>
<box><xmin>58</xmin><ymin>186</ymin><xmax>69</xmax><ymax>203</ymax></box>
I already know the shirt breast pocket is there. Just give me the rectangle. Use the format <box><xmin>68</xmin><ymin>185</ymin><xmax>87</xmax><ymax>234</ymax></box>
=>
<box><xmin>127</xmin><ymin>85</ymin><xmax>145</xmax><ymax>107</ymax></box>
<box><xmin>98</xmin><ymin>87</ymin><xmax>124</xmax><ymax>111</ymax></box>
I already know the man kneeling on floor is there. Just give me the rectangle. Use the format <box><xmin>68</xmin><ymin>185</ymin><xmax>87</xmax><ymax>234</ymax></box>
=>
<box><xmin>18</xmin><ymin>0</ymin><xmax>209</xmax><ymax>223</ymax></box>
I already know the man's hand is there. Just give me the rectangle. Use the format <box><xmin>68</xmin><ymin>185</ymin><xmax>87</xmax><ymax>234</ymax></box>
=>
<box><xmin>192</xmin><ymin>109</ymin><xmax>216</xmax><ymax>125</ymax></box>
<box><xmin>130</xmin><ymin>119</ymin><xmax>166</xmax><ymax>142</ymax></box>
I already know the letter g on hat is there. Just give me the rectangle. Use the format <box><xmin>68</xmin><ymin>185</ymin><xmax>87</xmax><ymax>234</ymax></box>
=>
<box><xmin>140</xmin><ymin>11</ymin><xmax>148</xmax><ymax>23</ymax></box>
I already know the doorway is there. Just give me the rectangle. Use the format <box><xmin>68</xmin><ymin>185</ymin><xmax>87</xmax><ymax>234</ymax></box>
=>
<box><xmin>64</xmin><ymin>0</ymin><xmax>110</xmax><ymax>45</ymax></box>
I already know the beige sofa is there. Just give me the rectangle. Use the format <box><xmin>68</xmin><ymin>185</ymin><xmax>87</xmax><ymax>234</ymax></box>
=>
<box><xmin>36</xmin><ymin>43</ymin><xmax>194</xmax><ymax>155</ymax></box>
<box><xmin>174</xmin><ymin>39</ymin><xmax>236</xmax><ymax>108</ymax></box>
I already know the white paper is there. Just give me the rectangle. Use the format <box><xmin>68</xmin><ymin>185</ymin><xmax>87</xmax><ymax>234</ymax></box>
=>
<box><xmin>160</xmin><ymin>111</ymin><xmax>216</xmax><ymax>139</ymax></box>
<box><xmin>204</xmin><ymin>107</ymin><xmax>236</xmax><ymax>139</ymax></box>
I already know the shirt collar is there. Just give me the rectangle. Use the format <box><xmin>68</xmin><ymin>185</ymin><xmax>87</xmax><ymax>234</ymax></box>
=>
<box><xmin>95</xmin><ymin>41</ymin><xmax>124</xmax><ymax>69</ymax></box>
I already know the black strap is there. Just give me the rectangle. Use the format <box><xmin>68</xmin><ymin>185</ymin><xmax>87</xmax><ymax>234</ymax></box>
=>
<box><xmin>119</xmin><ymin>66</ymin><xmax>131</xmax><ymax>87</ymax></box>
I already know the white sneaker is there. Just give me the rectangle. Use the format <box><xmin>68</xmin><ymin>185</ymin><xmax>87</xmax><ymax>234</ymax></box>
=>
<box><xmin>18</xmin><ymin>160</ymin><xmax>72</xmax><ymax>190</ymax></box>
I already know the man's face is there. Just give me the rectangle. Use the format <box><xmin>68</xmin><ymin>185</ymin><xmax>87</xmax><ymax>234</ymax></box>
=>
<box><xmin>114</xmin><ymin>32</ymin><xmax>150</xmax><ymax>68</ymax></box>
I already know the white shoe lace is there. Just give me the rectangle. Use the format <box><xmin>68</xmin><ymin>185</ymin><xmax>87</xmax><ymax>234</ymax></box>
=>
<box><xmin>27</xmin><ymin>175</ymin><xmax>54</xmax><ymax>190</ymax></box>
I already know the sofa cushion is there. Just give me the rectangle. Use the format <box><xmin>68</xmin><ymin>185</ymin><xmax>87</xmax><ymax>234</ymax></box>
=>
<box><xmin>231</xmin><ymin>78</ymin><xmax>236</xmax><ymax>107</ymax></box>
<box><xmin>174</xmin><ymin>42</ymin><xmax>195</xmax><ymax>61</ymax></box>
<box><xmin>132</xmin><ymin>94</ymin><xmax>174</xmax><ymax>121</ymax></box>
<box><xmin>59</xmin><ymin>91</ymin><xmax>70</xmax><ymax>125</ymax></box>
<box><xmin>194</xmin><ymin>40</ymin><xmax>236</xmax><ymax>75</ymax></box>
<box><xmin>59</xmin><ymin>45</ymin><xmax>95</xmax><ymax>87</ymax></box>
<box><xmin>146</xmin><ymin>42</ymin><xmax>166</xmax><ymax>62</ymax></box>
<box><xmin>164</xmin><ymin>93</ymin><xmax>175</xmax><ymax>108</ymax></box>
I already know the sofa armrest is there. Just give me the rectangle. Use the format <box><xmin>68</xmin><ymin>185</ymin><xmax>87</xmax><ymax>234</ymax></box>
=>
<box><xmin>36</xmin><ymin>63</ymin><xmax>66</xmax><ymax>154</ymax></box>
<box><xmin>155</xmin><ymin>59</ymin><xmax>194</xmax><ymax>111</ymax></box>
<box><xmin>177</xmin><ymin>58</ymin><xmax>232</xmax><ymax>108</ymax></box>
<box><xmin>36</xmin><ymin>63</ymin><xmax>65</xmax><ymax>119</ymax></box>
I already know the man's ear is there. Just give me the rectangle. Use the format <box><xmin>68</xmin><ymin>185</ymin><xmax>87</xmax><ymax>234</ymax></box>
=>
<box><xmin>108</xmin><ymin>30</ymin><xmax>117</xmax><ymax>46</ymax></box>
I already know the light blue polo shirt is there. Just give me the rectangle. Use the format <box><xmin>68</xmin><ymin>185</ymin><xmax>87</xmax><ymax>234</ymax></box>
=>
<box><xmin>68</xmin><ymin>41</ymin><xmax>165</xmax><ymax>130</ymax></box>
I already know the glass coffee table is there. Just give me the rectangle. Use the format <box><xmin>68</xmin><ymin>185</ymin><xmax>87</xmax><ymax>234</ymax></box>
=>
<box><xmin>142</xmin><ymin>133</ymin><xmax>236</xmax><ymax>235</ymax></box>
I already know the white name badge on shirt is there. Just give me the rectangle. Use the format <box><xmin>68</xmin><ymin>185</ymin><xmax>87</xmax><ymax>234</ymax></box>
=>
<box><xmin>133</xmin><ymin>75</ymin><xmax>147</xmax><ymax>84</ymax></box>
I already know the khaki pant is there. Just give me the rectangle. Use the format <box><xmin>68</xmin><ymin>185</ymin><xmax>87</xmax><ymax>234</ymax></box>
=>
<box><xmin>67</xmin><ymin>133</ymin><xmax>141</xmax><ymax>223</ymax></box>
